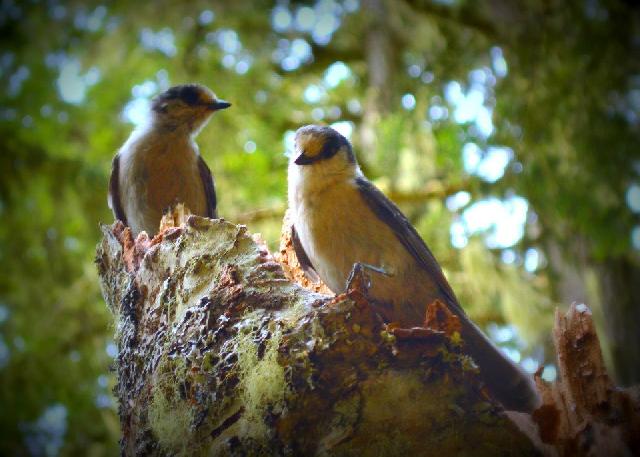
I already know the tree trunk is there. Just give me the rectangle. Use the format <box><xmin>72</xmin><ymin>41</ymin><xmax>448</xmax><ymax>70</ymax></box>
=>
<box><xmin>360</xmin><ymin>0</ymin><xmax>394</xmax><ymax>164</ymax></box>
<box><xmin>95</xmin><ymin>213</ymin><xmax>639</xmax><ymax>456</ymax></box>
<box><xmin>595</xmin><ymin>257</ymin><xmax>640</xmax><ymax>386</ymax></box>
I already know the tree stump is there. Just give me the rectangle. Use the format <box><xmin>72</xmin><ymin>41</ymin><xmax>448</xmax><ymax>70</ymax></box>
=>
<box><xmin>96</xmin><ymin>214</ymin><xmax>538</xmax><ymax>456</ymax></box>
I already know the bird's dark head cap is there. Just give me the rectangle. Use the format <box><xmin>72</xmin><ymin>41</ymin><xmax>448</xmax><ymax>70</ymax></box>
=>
<box><xmin>293</xmin><ymin>124</ymin><xmax>354</xmax><ymax>165</ymax></box>
<box><xmin>151</xmin><ymin>84</ymin><xmax>231</xmax><ymax>113</ymax></box>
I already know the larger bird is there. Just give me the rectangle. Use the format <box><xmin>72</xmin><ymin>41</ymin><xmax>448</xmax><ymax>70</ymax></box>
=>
<box><xmin>109</xmin><ymin>84</ymin><xmax>230</xmax><ymax>236</ymax></box>
<box><xmin>288</xmin><ymin>124</ymin><xmax>540</xmax><ymax>412</ymax></box>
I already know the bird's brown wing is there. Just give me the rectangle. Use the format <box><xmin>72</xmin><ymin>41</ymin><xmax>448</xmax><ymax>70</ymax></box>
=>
<box><xmin>355</xmin><ymin>176</ymin><xmax>465</xmax><ymax>316</ymax></box>
<box><xmin>108</xmin><ymin>154</ymin><xmax>127</xmax><ymax>224</ymax></box>
<box><xmin>291</xmin><ymin>224</ymin><xmax>320</xmax><ymax>283</ymax></box>
<box><xmin>197</xmin><ymin>155</ymin><xmax>217</xmax><ymax>218</ymax></box>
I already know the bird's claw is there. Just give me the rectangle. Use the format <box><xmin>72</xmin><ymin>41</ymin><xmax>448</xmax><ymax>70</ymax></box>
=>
<box><xmin>345</xmin><ymin>264</ymin><xmax>372</xmax><ymax>309</ymax></box>
<box><xmin>346</xmin><ymin>263</ymin><xmax>371</xmax><ymax>293</ymax></box>
<box><xmin>345</xmin><ymin>262</ymin><xmax>391</xmax><ymax>291</ymax></box>
<box><xmin>359</xmin><ymin>263</ymin><xmax>391</xmax><ymax>277</ymax></box>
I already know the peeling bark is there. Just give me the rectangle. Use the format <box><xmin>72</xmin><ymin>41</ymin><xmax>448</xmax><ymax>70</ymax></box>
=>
<box><xmin>96</xmin><ymin>211</ymin><xmax>639</xmax><ymax>456</ymax></box>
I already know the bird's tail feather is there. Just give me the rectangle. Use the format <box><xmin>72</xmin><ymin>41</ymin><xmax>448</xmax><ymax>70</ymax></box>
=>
<box><xmin>460</xmin><ymin>318</ymin><xmax>541</xmax><ymax>412</ymax></box>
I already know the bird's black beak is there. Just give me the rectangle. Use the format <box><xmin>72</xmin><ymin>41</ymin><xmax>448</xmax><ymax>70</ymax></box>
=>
<box><xmin>293</xmin><ymin>151</ymin><xmax>316</xmax><ymax>165</ymax></box>
<box><xmin>208</xmin><ymin>100</ymin><xmax>231</xmax><ymax>110</ymax></box>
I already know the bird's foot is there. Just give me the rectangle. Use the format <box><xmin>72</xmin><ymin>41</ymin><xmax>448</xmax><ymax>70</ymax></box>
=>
<box><xmin>356</xmin><ymin>262</ymin><xmax>392</xmax><ymax>277</ymax></box>
<box><xmin>345</xmin><ymin>262</ymin><xmax>392</xmax><ymax>292</ymax></box>
<box><xmin>345</xmin><ymin>263</ymin><xmax>372</xmax><ymax>309</ymax></box>
<box><xmin>346</xmin><ymin>263</ymin><xmax>370</xmax><ymax>293</ymax></box>
<box><xmin>345</xmin><ymin>263</ymin><xmax>397</xmax><ymax>319</ymax></box>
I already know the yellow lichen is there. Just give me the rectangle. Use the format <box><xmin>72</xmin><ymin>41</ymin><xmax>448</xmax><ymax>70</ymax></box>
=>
<box><xmin>278</xmin><ymin>292</ymin><xmax>310</xmax><ymax>325</ymax></box>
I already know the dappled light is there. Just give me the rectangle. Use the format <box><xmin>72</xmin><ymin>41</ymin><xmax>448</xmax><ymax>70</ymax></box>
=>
<box><xmin>2</xmin><ymin>0</ymin><xmax>639</xmax><ymax>454</ymax></box>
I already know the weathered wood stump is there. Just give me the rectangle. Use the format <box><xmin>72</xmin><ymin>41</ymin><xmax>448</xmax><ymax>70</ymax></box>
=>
<box><xmin>96</xmin><ymin>212</ymin><xmax>639</xmax><ymax>456</ymax></box>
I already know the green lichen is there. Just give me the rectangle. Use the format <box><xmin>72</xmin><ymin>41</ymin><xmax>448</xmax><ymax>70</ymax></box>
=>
<box><xmin>235</xmin><ymin>323</ymin><xmax>289</xmax><ymax>440</ymax></box>
<box><xmin>279</xmin><ymin>294</ymin><xmax>309</xmax><ymax>325</ymax></box>
<box><xmin>148</xmin><ymin>356</ymin><xmax>196</xmax><ymax>456</ymax></box>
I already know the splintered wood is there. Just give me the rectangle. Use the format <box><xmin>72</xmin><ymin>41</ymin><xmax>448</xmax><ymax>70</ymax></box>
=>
<box><xmin>277</xmin><ymin>210</ymin><xmax>332</xmax><ymax>295</ymax></box>
<box><xmin>531</xmin><ymin>303</ymin><xmax>640</xmax><ymax>456</ymax></box>
<box><xmin>113</xmin><ymin>204</ymin><xmax>192</xmax><ymax>272</ymax></box>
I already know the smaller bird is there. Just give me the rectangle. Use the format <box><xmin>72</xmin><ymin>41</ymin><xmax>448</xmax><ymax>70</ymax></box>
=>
<box><xmin>288</xmin><ymin>124</ymin><xmax>540</xmax><ymax>412</ymax></box>
<box><xmin>108</xmin><ymin>83</ymin><xmax>230</xmax><ymax>236</ymax></box>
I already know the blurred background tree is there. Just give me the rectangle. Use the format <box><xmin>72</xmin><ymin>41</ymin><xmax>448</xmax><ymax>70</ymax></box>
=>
<box><xmin>1</xmin><ymin>0</ymin><xmax>638</xmax><ymax>454</ymax></box>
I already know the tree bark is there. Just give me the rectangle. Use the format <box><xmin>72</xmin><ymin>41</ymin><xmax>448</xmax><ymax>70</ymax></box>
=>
<box><xmin>96</xmin><ymin>213</ymin><xmax>639</xmax><ymax>456</ymax></box>
<box><xmin>595</xmin><ymin>257</ymin><xmax>640</xmax><ymax>386</ymax></box>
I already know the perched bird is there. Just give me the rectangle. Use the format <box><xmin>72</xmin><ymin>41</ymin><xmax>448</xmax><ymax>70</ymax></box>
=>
<box><xmin>288</xmin><ymin>124</ymin><xmax>540</xmax><ymax>412</ymax></box>
<box><xmin>108</xmin><ymin>83</ymin><xmax>230</xmax><ymax>236</ymax></box>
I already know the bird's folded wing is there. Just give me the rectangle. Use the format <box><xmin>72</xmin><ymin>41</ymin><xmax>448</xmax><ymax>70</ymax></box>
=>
<box><xmin>291</xmin><ymin>224</ymin><xmax>320</xmax><ymax>283</ymax></box>
<box><xmin>108</xmin><ymin>154</ymin><xmax>128</xmax><ymax>224</ymax></box>
<box><xmin>197</xmin><ymin>155</ymin><xmax>217</xmax><ymax>219</ymax></box>
<box><xmin>355</xmin><ymin>176</ymin><xmax>465</xmax><ymax>316</ymax></box>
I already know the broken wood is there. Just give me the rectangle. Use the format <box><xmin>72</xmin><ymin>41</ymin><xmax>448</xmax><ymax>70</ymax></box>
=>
<box><xmin>527</xmin><ymin>303</ymin><xmax>640</xmax><ymax>456</ymax></box>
